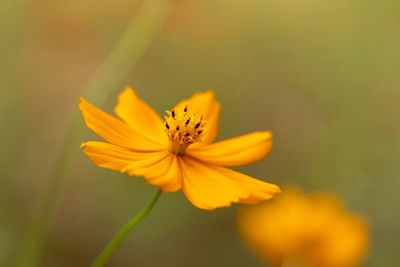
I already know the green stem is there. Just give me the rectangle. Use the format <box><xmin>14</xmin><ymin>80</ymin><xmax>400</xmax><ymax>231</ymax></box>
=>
<box><xmin>16</xmin><ymin>1</ymin><xmax>176</xmax><ymax>266</ymax></box>
<box><xmin>91</xmin><ymin>189</ymin><xmax>162</xmax><ymax>267</ymax></box>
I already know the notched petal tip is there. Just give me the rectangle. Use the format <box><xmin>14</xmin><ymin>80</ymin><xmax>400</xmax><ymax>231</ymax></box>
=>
<box><xmin>201</xmin><ymin>90</ymin><xmax>215</xmax><ymax>98</ymax></box>
<box><xmin>189</xmin><ymin>90</ymin><xmax>215</xmax><ymax>98</ymax></box>
<box><xmin>118</xmin><ymin>86</ymin><xmax>136</xmax><ymax>100</ymax></box>
<box><xmin>78</xmin><ymin>96</ymin><xmax>88</xmax><ymax>107</ymax></box>
<box><xmin>78</xmin><ymin>97</ymin><xmax>85</xmax><ymax>111</ymax></box>
<box><xmin>263</xmin><ymin>130</ymin><xmax>273</xmax><ymax>139</ymax></box>
<box><xmin>185</xmin><ymin>196</ymin><xmax>234</xmax><ymax>211</ymax></box>
<box><xmin>193</xmin><ymin>203</ymin><xmax>231</xmax><ymax>211</ymax></box>
<box><xmin>253</xmin><ymin>131</ymin><xmax>273</xmax><ymax>144</ymax></box>
<box><xmin>275</xmin><ymin>185</ymin><xmax>282</xmax><ymax>194</ymax></box>
<box><xmin>124</xmin><ymin>85</ymin><xmax>134</xmax><ymax>91</ymax></box>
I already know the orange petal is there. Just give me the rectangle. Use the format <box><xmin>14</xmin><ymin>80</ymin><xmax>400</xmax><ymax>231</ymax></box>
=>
<box><xmin>122</xmin><ymin>151</ymin><xmax>182</xmax><ymax>192</ymax></box>
<box><xmin>187</xmin><ymin>131</ymin><xmax>273</xmax><ymax>166</ymax></box>
<box><xmin>214</xmin><ymin>166</ymin><xmax>281</xmax><ymax>204</ymax></box>
<box><xmin>81</xmin><ymin>141</ymin><xmax>164</xmax><ymax>172</ymax></box>
<box><xmin>143</xmin><ymin>154</ymin><xmax>182</xmax><ymax>192</ymax></box>
<box><xmin>82</xmin><ymin>142</ymin><xmax>180</xmax><ymax>192</ymax></box>
<box><xmin>180</xmin><ymin>156</ymin><xmax>280</xmax><ymax>210</ymax></box>
<box><xmin>175</xmin><ymin>91</ymin><xmax>221</xmax><ymax>146</ymax></box>
<box><xmin>114</xmin><ymin>87</ymin><xmax>167</xmax><ymax>145</ymax></box>
<box><xmin>79</xmin><ymin>97</ymin><xmax>165</xmax><ymax>151</ymax></box>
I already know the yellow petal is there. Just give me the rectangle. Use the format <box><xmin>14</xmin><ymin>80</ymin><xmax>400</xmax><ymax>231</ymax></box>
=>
<box><xmin>180</xmin><ymin>157</ymin><xmax>280</xmax><ymax>210</ymax></box>
<box><xmin>81</xmin><ymin>141</ymin><xmax>163</xmax><ymax>172</ymax></box>
<box><xmin>79</xmin><ymin>97</ymin><xmax>165</xmax><ymax>151</ymax></box>
<box><xmin>114</xmin><ymin>87</ymin><xmax>167</xmax><ymax>145</ymax></box>
<box><xmin>122</xmin><ymin>151</ymin><xmax>182</xmax><ymax>192</ymax></box>
<box><xmin>175</xmin><ymin>91</ymin><xmax>221</xmax><ymax>146</ymax></box>
<box><xmin>187</xmin><ymin>131</ymin><xmax>273</xmax><ymax>166</ymax></box>
<box><xmin>82</xmin><ymin>142</ymin><xmax>180</xmax><ymax>192</ymax></box>
<box><xmin>143</xmin><ymin>154</ymin><xmax>182</xmax><ymax>192</ymax></box>
<box><xmin>215</xmin><ymin>166</ymin><xmax>281</xmax><ymax>204</ymax></box>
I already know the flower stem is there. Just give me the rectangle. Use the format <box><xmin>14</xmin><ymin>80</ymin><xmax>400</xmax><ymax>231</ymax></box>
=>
<box><xmin>91</xmin><ymin>189</ymin><xmax>162</xmax><ymax>267</ymax></box>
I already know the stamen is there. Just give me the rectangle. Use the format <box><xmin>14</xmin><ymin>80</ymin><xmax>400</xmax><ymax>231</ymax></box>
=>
<box><xmin>164</xmin><ymin>105</ymin><xmax>206</xmax><ymax>155</ymax></box>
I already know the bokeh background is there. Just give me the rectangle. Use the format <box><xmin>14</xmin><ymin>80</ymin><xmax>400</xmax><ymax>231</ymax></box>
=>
<box><xmin>1</xmin><ymin>0</ymin><xmax>399</xmax><ymax>266</ymax></box>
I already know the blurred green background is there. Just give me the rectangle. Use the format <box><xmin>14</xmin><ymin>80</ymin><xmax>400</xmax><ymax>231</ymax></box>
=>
<box><xmin>1</xmin><ymin>0</ymin><xmax>399</xmax><ymax>266</ymax></box>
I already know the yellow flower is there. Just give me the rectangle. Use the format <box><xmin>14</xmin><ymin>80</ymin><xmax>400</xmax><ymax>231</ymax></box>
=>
<box><xmin>238</xmin><ymin>187</ymin><xmax>370</xmax><ymax>267</ymax></box>
<box><xmin>79</xmin><ymin>87</ymin><xmax>280</xmax><ymax>210</ymax></box>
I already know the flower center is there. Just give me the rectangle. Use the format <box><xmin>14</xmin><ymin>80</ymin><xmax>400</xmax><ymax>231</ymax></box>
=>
<box><xmin>164</xmin><ymin>105</ymin><xmax>206</xmax><ymax>155</ymax></box>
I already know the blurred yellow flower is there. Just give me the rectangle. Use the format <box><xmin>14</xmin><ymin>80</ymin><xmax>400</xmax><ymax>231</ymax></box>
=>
<box><xmin>238</xmin><ymin>188</ymin><xmax>369</xmax><ymax>267</ymax></box>
<box><xmin>79</xmin><ymin>87</ymin><xmax>280</xmax><ymax>210</ymax></box>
